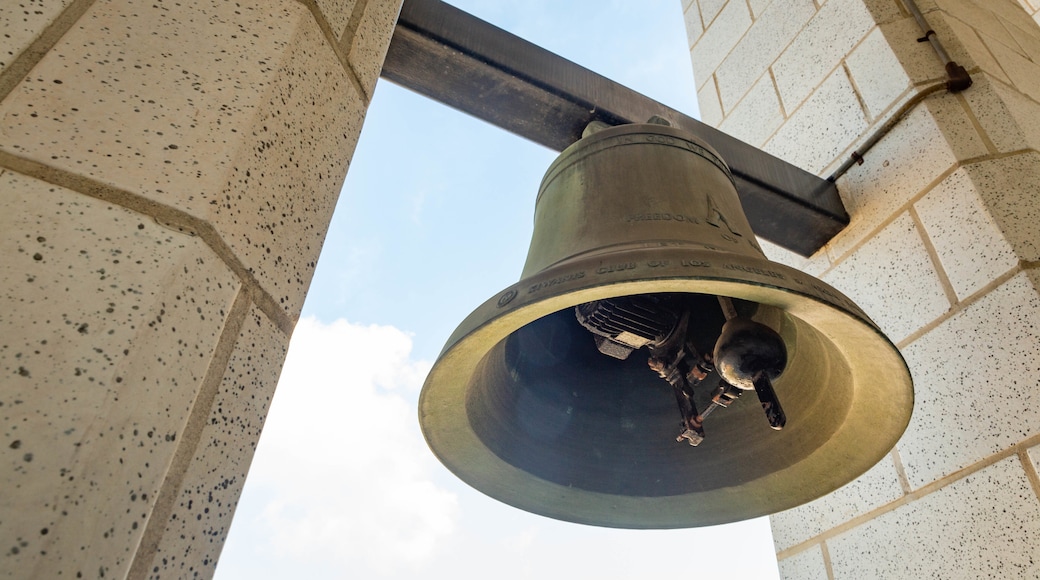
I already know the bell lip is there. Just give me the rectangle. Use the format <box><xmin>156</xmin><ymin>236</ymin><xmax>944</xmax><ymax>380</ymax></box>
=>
<box><xmin>419</xmin><ymin>245</ymin><xmax>914</xmax><ymax>529</ymax></box>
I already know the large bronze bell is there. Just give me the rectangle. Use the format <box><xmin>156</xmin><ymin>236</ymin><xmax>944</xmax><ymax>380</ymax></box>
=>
<box><xmin>418</xmin><ymin>121</ymin><xmax>913</xmax><ymax>529</ymax></box>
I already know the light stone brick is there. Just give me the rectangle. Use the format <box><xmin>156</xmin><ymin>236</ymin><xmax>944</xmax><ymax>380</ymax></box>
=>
<box><xmin>914</xmin><ymin>167</ymin><xmax>1018</xmax><ymax>301</ymax></box>
<box><xmin>714</xmin><ymin>0</ymin><xmax>816</xmax><ymax>112</ymax></box>
<box><xmin>877</xmin><ymin>17</ymin><xmax>952</xmax><ymax>84</ymax></box>
<box><xmin>823</xmin><ymin>213</ymin><xmax>950</xmax><ymax>345</ymax></box>
<box><xmin>0</xmin><ymin>0</ymin><xmax>75</xmax><ymax>73</ymax></box>
<box><xmin>960</xmin><ymin>152</ymin><xmax>1040</xmax><ymax>263</ymax></box>
<box><xmin>938</xmin><ymin>12</ymin><xmax>1013</xmax><ymax>85</ymax></box>
<box><xmin>690</xmin><ymin>0</ymin><xmax>753</xmax><ymax>89</ymax></box>
<box><xmin>926</xmin><ymin>86</ymin><xmax>997</xmax><ymax>161</ymax></box>
<box><xmin>770</xmin><ymin>453</ymin><xmax>904</xmax><ymax>551</ymax></box>
<box><xmin>861</xmin><ymin>0</ymin><xmax>908</xmax><ymax>24</ymax></box>
<box><xmin>827</xmin><ymin>97</ymin><xmax>986</xmax><ymax>261</ymax></box>
<box><xmin>777</xmin><ymin>545</ymin><xmax>829</xmax><ymax>580</ymax></box>
<box><xmin>0</xmin><ymin>0</ymin><xmax>367</xmax><ymax>320</ymax></box>
<box><xmin>139</xmin><ymin>304</ymin><xmax>289</xmax><ymax>578</ymax></box>
<box><xmin>938</xmin><ymin>0</ymin><xmax>1022</xmax><ymax>51</ymax></box>
<box><xmin>696</xmin><ymin>79</ymin><xmax>724</xmax><ymax>126</ymax></box>
<box><xmin>684</xmin><ymin>1</ymin><xmax>704</xmax><ymax>49</ymax></box>
<box><xmin>772</xmin><ymin>0</ymin><xmax>877</xmax><ymax>113</ymax></box>
<box><xmin>898</xmin><ymin>271</ymin><xmax>1040</xmax><ymax>489</ymax></box>
<box><xmin>827</xmin><ymin>455</ymin><xmax>1040</xmax><ymax>578</ymax></box>
<box><xmin>845</xmin><ymin>27</ymin><xmax>913</xmax><ymax>120</ymax></box>
<box><xmin>314</xmin><ymin>0</ymin><xmax>359</xmax><ymax>39</ymax></box>
<box><xmin>698</xmin><ymin>0</ymin><xmax>729</xmax><ymax>27</ymax></box>
<box><xmin>764</xmin><ymin>68</ymin><xmax>869</xmax><ymax>175</ymax></box>
<box><xmin>1002</xmin><ymin>14</ymin><xmax>1040</xmax><ymax>62</ymax></box>
<box><xmin>962</xmin><ymin>73</ymin><xmax>1040</xmax><ymax>154</ymax></box>
<box><xmin>0</xmin><ymin>172</ymin><xmax>240</xmax><ymax>579</ymax></box>
<box><xmin>719</xmin><ymin>74</ymin><xmax>784</xmax><ymax>146</ymax></box>
<box><xmin>880</xmin><ymin>16</ymin><xmax>975</xmax><ymax>86</ymax></box>
<box><xmin>972</xmin><ymin>0</ymin><xmax>1038</xmax><ymax>27</ymax></box>
<box><xmin>342</xmin><ymin>0</ymin><xmax>403</xmax><ymax>97</ymax></box>
<box><xmin>982</xmin><ymin>32</ymin><xmax>1040</xmax><ymax>102</ymax></box>
<box><xmin>748</xmin><ymin>0</ymin><xmax>771</xmax><ymax>18</ymax></box>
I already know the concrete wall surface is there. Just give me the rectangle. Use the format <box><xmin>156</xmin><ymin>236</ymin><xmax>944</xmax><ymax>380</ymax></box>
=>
<box><xmin>684</xmin><ymin>0</ymin><xmax>1040</xmax><ymax>578</ymax></box>
<box><xmin>0</xmin><ymin>0</ymin><xmax>402</xmax><ymax>578</ymax></box>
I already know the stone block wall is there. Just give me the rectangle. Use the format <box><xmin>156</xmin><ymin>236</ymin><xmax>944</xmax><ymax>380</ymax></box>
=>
<box><xmin>684</xmin><ymin>0</ymin><xmax>1040</xmax><ymax>577</ymax></box>
<box><xmin>0</xmin><ymin>0</ymin><xmax>401</xmax><ymax>578</ymax></box>
<box><xmin>1018</xmin><ymin>0</ymin><xmax>1040</xmax><ymax>23</ymax></box>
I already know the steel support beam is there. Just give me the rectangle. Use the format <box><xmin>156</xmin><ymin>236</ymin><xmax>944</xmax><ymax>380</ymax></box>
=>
<box><xmin>380</xmin><ymin>0</ymin><xmax>848</xmax><ymax>256</ymax></box>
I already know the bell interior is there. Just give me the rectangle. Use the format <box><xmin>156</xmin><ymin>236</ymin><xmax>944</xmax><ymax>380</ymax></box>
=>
<box><xmin>464</xmin><ymin>292</ymin><xmax>853</xmax><ymax>498</ymax></box>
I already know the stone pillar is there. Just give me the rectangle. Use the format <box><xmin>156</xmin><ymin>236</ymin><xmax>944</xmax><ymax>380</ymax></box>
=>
<box><xmin>684</xmin><ymin>0</ymin><xmax>1040</xmax><ymax>577</ymax></box>
<box><xmin>0</xmin><ymin>0</ymin><xmax>401</xmax><ymax>578</ymax></box>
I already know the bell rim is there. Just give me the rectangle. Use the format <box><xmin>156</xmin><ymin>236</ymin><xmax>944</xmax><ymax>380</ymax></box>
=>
<box><xmin>419</xmin><ymin>245</ymin><xmax>914</xmax><ymax>528</ymax></box>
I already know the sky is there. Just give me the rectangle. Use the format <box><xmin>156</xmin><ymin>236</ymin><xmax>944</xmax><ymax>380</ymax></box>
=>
<box><xmin>216</xmin><ymin>2</ymin><xmax>782</xmax><ymax>578</ymax></box>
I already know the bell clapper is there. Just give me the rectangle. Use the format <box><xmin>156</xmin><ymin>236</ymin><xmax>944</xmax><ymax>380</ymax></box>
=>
<box><xmin>717</xmin><ymin>295</ymin><xmax>739</xmax><ymax>321</ymax></box>
<box><xmin>577</xmin><ymin>292</ymin><xmax>791</xmax><ymax>446</ymax></box>
<box><xmin>712</xmin><ymin>304</ymin><xmax>789</xmax><ymax>431</ymax></box>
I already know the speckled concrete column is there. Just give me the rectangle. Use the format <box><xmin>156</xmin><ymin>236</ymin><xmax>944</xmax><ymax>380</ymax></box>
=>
<box><xmin>684</xmin><ymin>0</ymin><xmax>1040</xmax><ymax>577</ymax></box>
<box><xmin>0</xmin><ymin>0</ymin><xmax>401</xmax><ymax>578</ymax></box>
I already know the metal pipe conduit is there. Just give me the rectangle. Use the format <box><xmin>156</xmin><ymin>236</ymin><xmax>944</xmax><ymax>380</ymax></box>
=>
<box><xmin>829</xmin><ymin>0</ymin><xmax>972</xmax><ymax>182</ymax></box>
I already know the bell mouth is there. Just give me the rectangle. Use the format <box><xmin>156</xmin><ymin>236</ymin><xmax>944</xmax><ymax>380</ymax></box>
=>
<box><xmin>419</xmin><ymin>246</ymin><xmax>913</xmax><ymax>528</ymax></box>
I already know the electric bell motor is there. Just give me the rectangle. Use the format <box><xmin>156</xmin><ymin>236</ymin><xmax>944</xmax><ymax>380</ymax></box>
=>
<box><xmin>418</xmin><ymin>121</ymin><xmax>914</xmax><ymax>529</ymax></box>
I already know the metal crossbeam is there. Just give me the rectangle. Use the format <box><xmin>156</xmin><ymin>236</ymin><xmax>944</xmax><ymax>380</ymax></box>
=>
<box><xmin>380</xmin><ymin>0</ymin><xmax>848</xmax><ymax>256</ymax></box>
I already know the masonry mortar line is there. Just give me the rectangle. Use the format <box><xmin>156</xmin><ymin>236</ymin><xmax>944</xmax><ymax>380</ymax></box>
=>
<box><xmin>844</xmin><ymin>61</ymin><xmax>874</xmax><ymax>123</ymax></box>
<box><xmin>777</xmin><ymin>432</ymin><xmax>1040</xmax><ymax>561</ymax></box>
<box><xmin>683</xmin><ymin>2</ymin><xmax>704</xmax><ymax>51</ymax></box>
<box><xmin>896</xmin><ymin>263</ymin><xmax>1021</xmax><ymax>349</ymax></box>
<box><xmin>771</xmin><ymin>21</ymin><xmax>893</xmax><ymax>129</ymax></box>
<box><xmin>820</xmin><ymin>540</ymin><xmax>836</xmax><ymax>580</ymax></box>
<box><xmin>955</xmin><ymin>92</ymin><xmax>999</xmax><ymax>155</ymax></box>
<box><xmin>339</xmin><ymin>0</ymin><xmax>377</xmax><ymax>103</ymax></box>
<box><xmin>296</xmin><ymin>0</ymin><xmax>370</xmax><ymax>103</ymax></box>
<box><xmin>909</xmin><ymin>206</ymin><xmax>959</xmax><ymax>307</ymax></box>
<box><xmin>823</xmin><ymin>148</ymin><xmax>1036</xmax><ymax>277</ymax></box>
<box><xmin>711</xmin><ymin>73</ymin><xmax>727</xmax><ymax>120</ymax></box>
<box><xmin>817</xmin><ymin>76</ymin><xmax>947</xmax><ymax>177</ymax></box>
<box><xmin>992</xmin><ymin>13</ymin><xmax>1029</xmax><ymax>57</ymax></box>
<box><xmin>698</xmin><ymin>0</ymin><xmax>720</xmax><ymax>32</ymax></box>
<box><xmin>818</xmin><ymin>164</ymin><xmax>962</xmax><ymax>278</ymax></box>
<box><xmin>714</xmin><ymin>3</ymin><xmax>758</xmax><ymax>82</ymax></box>
<box><xmin>890</xmin><ymin>448</ymin><xmax>913</xmax><ymax>495</ymax></box>
<box><xmin>768</xmin><ymin>67</ymin><xmax>787</xmax><ymax>119</ymax></box>
<box><xmin>1016</xmin><ymin>449</ymin><xmax>1040</xmax><ymax>507</ymax></box>
<box><xmin>718</xmin><ymin>5</ymin><xmax>827</xmax><ymax>119</ymax></box>
<box><xmin>0</xmin><ymin>0</ymin><xmax>97</xmax><ymax>103</ymax></box>
<box><xmin>340</xmin><ymin>0</ymin><xmax>372</xmax><ymax>51</ymax></box>
<box><xmin>0</xmin><ymin>149</ymin><xmax>295</xmax><ymax>336</ymax></box>
<box><xmin>125</xmin><ymin>288</ymin><xmax>253</xmax><ymax>580</ymax></box>
<box><xmin>961</xmin><ymin>19</ymin><xmax>1013</xmax><ymax>86</ymax></box>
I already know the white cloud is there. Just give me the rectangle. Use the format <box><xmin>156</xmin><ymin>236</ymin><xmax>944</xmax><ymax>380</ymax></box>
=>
<box><xmin>242</xmin><ymin>317</ymin><xmax>457</xmax><ymax>575</ymax></box>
